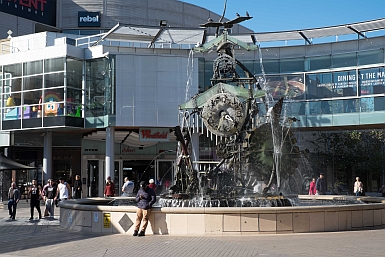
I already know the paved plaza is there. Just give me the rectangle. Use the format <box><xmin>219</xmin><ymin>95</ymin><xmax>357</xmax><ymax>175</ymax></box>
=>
<box><xmin>0</xmin><ymin>204</ymin><xmax>384</xmax><ymax>257</ymax></box>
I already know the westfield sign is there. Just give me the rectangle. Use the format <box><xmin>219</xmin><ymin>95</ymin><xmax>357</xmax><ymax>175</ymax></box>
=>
<box><xmin>139</xmin><ymin>128</ymin><xmax>170</xmax><ymax>142</ymax></box>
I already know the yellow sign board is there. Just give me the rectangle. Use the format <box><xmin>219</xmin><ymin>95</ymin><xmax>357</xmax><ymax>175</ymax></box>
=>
<box><xmin>103</xmin><ymin>213</ymin><xmax>111</xmax><ymax>228</ymax></box>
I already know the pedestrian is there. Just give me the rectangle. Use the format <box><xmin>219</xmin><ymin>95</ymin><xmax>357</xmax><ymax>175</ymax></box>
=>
<box><xmin>104</xmin><ymin>176</ymin><xmax>115</xmax><ymax>197</ymax></box>
<box><xmin>354</xmin><ymin>177</ymin><xmax>363</xmax><ymax>196</ymax></box>
<box><xmin>55</xmin><ymin>177</ymin><xmax>71</xmax><ymax>204</ymax></box>
<box><xmin>26</xmin><ymin>179</ymin><xmax>42</xmax><ymax>220</ymax></box>
<box><xmin>43</xmin><ymin>179</ymin><xmax>57</xmax><ymax>218</ymax></box>
<box><xmin>8</xmin><ymin>182</ymin><xmax>20</xmax><ymax>220</ymax></box>
<box><xmin>315</xmin><ymin>173</ymin><xmax>327</xmax><ymax>195</ymax></box>
<box><xmin>73</xmin><ymin>175</ymin><xmax>83</xmax><ymax>199</ymax></box>
<box><xmin>309</xmin><ymin>178</ymin><xmax>316</xmax><ymax>195</ymax></box>
<box><xmin>41</xmin><ymin>180</ymin><xmax>51</xmax><ymax>216</ymax></box>
<box><xmin>381</xmin><ymin>185</ymin><xmax>385</xmax><ymax>197</ymax></box>
<box><xmin>133</xmin><ymin>181</ymin><xmax>156</xmax><ymax>237</ymax></box>
<box><xmin>148</xmin><ymin>178</ymin><xmax>157</xmax><ymax>193</ymax></box>
<box><xmin>122</xmin><ymin>177</ymin><xmax>134</xmax><ymax>196</ymax></box>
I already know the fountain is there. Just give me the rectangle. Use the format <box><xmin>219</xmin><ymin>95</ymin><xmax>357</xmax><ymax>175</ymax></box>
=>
<box><xmin>59</xmin><ymin>7</ymin><xmax>385</xmax><ymax>235</ymax></box>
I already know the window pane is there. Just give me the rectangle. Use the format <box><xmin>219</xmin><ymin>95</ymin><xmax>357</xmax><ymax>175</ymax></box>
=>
<box><xmin>332</xmin><ymin>71</ymin><xmax>357</xmax><ymax>97</ymax></box>
<box><xmin>358</xmin><ymin>67</ymin><xmax>385</xmax><ymax>96</ymax></box>
<box><xmin>4</xmin><ymin>63</ymin><xmax>22</xmax><ymax>77</ymax></box>
<box><xmin>359</xmin><ymin>97</ymin><xmax>374</xmax><ymax>112</ymax></box>
<box><xmin>307</xmin><ymin>56</ymin><xmax>331</xmax><ymax>71</ymax></box>
<box><xmin>358</xmin><ymin>50</ymin><xmax>384</xmax><ymax>66</ymax></box>
<box><xmin>23</xmin><ymin>60</ymin><xmax>43</xmax><ymax>76</ymax></box>
<box><xmin>332</xmin><ymin>53</ymin><xmax>357</xmax><ymax>68</ymax></box>
<box><xmin>23</xmin><ymin>90</ymin><xmax>42</xmax><ymax>105</ymax></box>
<box><xmin>43</xmin><ymin>88</ymin><xmax>64</xmax><ymax>117</ymax></box>
<box><xmin>67</xmin><ymin>88</ymin><xmax>82</xmax><ymax>103</ymax></box>
<box><xmin>45</xmin><ymin>72</ymin><xmax>64</xmax><ymax>88</ymax></box>
<box><xmin>4</xmin><ymin>78</ymin><xmax>22</xmax><ymax>94</ymax></box>
<box><xmin>44</xmin><ymin>57</ymin><xmax>65</xmax><ymax>73</ymax></box>
<box><xmin>306</xmin><ymin>73</ymin><xmax>333</xmax><ymax>100</ymax></box>
<box><xmin>265</xmin><ymin>75</ymin><xmax>305</xmax><ymax>100</ymax></box>
<box><xmin>23</xmin><ymin>75</ymin><xmax>43</xmax><ymax>91</ymax></box>
<box><xmin>67</xmin><ymin>58</ymin><xmax>83</xmax><ymax>89</ymax></box>
<box><xmin>261</xmin><ymin>59</ymin><xmax>279</xmax><ymax>74</ymax></box>
<box><xmin>280</xmin><ymin>58</ymin><xmax>304</xmax><ymax>73</ymax></box>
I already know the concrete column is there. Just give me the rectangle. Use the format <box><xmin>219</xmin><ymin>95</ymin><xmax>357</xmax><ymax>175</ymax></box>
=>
<box><xmin>43</xmin><ymin>131</ymin><xmax>52</xmax><ymax>182</ymax></box>
<box><xmin>105</xmin><ymin>126</ymin><xmax>115</xmax><ymax>180</ymax></box>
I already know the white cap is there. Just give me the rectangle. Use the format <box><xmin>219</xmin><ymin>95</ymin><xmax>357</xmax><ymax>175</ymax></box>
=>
<box><xmin>149</xmin><ymin>179</ymin><xmax>154</xmax><ymax>184</ymax></box>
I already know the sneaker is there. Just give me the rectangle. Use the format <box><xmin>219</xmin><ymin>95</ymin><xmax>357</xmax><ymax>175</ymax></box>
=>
<box><xmin>133</xmin><ymin>230</ymin><xmax>138</xmax><ymax>236</ymax></box>
<box><xmin>138</xmin><ymin>231</ymin><xmax>145</xmax><ymax>237</ymax></box>
<box><xmin>11</xmin><ymin>217</ymin><xmax>15</xmax><ymax>220</ymax></box>
<box><xmin>29</xmin><ymin>217</ymin><xmax>33</xmax><ymax>220</ymax></box>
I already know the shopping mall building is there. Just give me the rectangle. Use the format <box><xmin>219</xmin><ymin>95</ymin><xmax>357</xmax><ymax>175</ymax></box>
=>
<box><xmin>1</xmin><ymin>0</ymin><xmax>385</xmax><ymax>198</ymax></box>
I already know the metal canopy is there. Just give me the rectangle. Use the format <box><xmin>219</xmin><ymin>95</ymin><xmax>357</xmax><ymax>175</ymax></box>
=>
<box><xmin>93</xmin><ymin>18</ymin><xmax>385</xmax><ymax>46</ymax></box>
<box><xmin>0</xmin><ymin>154</ymin><xmax>35</xmax><ymax>170</ymax></box>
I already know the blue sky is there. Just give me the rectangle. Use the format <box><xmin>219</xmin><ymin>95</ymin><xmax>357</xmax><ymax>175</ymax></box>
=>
<box><xmin>182</xmin><ymin>0</ymin><xmax>385</xmax><ymax>32</ymax></box>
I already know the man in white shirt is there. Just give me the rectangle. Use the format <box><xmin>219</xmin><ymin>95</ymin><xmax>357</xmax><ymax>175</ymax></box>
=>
<box><xmin>122</xmin><ymin>177</ymin><xmax>134</xmax><ymax>196</ymax></box>
<box><xmin>55</xmin><ymin>177</ymin><xmax>71</xmax><ymax>203</ymax></box>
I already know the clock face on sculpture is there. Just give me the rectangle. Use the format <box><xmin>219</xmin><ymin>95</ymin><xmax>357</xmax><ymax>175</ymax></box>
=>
<box><xmin>201</xmin><ymin>93</ymin><xmax>245</xmax><ymax>137</ymax></box>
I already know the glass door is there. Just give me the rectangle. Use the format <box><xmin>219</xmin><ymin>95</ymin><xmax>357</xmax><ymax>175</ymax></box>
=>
<box><xmin>87</xmin><ymin>160</ymin><xmax>99</xmax><ymax>197</ymax></box>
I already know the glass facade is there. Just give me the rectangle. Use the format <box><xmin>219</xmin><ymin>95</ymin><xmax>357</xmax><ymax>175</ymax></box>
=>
<box><xmin>0</xmin><ymin>57</ymin><xmax>84</xmax><ymax>130</ymax></box>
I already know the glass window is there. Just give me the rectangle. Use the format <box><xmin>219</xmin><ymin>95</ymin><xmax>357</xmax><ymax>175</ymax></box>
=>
<box><xmin>373</xmin><ymin>96</ymin><xmax>385</xmax><ymax>111</ymax></box>
<box><xmin>265</xmin><ymin>75</ymin><xmax>305</xmax><ymax>100</ymax></box>
<box><xmin>358</xmin><ymin>67</ymin><xmax>385</xmax><ymax>96</ymax></box>
<box><xmin>332</xmin><ymin>53</ymin><xmax>357</xmax><ymax>68</ymax></box>
<box><xmin>23</xmin><ymin>60</ymin><xmax>43</xmax><ymax>76</ymax></box>
<box><xmin>280</xmin><ymin>58</ymin><xmax>304</xmax><ymax>73</ymax></box>
<box><xmin>358</xmin><ymin>50</ymin><xmax>384</xmax><ymax>66</ymax></box>
<box><xmin>86</xmin><ymin>58</ymin><xmax>108</xmax><ymax>117</ymax></box>
<box><xmin>4</xmin><ymin>63</ymin><xmax>22</xmax><ymax>78</ymax></box>
<box><xmin>45</xmin><ymin>73</ymin><xmax>64</xmax><ymax>88</ymax></box>
<box><xmin>23</xmin><ymin>90</ymin><xmax>42</xmax><ymax>105</ymax></box>
<box><xmin>261</xmin><ymin>59</ymin><xmax>279</xmax><ymax>74</ymax></box>
<box><xmin>44</xmin><ymin>57</ymin><xmax>65</xmax><ymax>73</ymax></box>
<box><xmin>359</xmin><ymin>97</ymin><xmax>374</xmax><ymax>112</ymax></box>
<box><xmin>23</xmin><ymin>75</ymin><xmax>43</xmax><ymax>91</ymax></box>
<box><xmin>332</xmin><ymin>70</ymin><xmax>357</xmax><ymax>97</ymax></box>
<box><xmin>67</xmin><ymin>58</ymin><xmax>83</xmax><ymax>89</ymax></box>
<box><xmin>43</xmin><ymin>88</ymin><xmax>64</xmax><ymax>117</ymax></box>
<box><xmin>67</xmin><ymin>88</ymin><xmax>82</xmax><ymax>103</ymax></box>
<box><xmin>306</xmin><ymin>73</ymin><xmax>333</xmax><ymax>100</ymax></box>
<box><xmin>4</xmin><ymin>78</ymin><xmax>22</xmax><ymax>94</ymax></box>
<box><xmin>307</xmin><ymin>55</ymin><xmax>331</xmax><ymax>71</ymax></box>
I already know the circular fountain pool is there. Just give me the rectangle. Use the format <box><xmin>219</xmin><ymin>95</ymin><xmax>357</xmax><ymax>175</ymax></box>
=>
<box><xmin>59</xmin><ymin>195</ymin><xmax>385</xmax><ymax>235</ymax></box>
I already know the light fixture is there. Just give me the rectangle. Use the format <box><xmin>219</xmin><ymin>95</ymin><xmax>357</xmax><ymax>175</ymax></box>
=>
<box><xmin>159</xmin><ymin>20</ymin><xmax>168</xmax><ymax>27</ymax></box>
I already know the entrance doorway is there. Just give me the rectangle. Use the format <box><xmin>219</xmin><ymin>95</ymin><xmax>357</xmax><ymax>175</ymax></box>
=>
<box><xmin>87</xmin><ymin>160</ymin><xmax>99</xmax><ymax>197</ymax></box>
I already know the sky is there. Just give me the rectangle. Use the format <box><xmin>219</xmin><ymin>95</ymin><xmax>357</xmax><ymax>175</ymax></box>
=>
<box><xmin>181</xmin><ymin>0</ymin><xmax>385</xmax><ymax>32</ymax></box>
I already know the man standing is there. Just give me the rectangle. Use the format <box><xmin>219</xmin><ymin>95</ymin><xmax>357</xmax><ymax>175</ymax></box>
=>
<box><xmin>55</xmin><ymin>177</ymin><xmax>71</xmax><ymax>203</ymax></box>
<box><xmin>27</xmin><ymin>179</ymin><xmax>42</xmax><ymax>220</ymax></box>
<box><xmin>133</xmin><ymin>181</ymin><xmax>156</xmax><ymax>237</ymax></box>
<box><xmin>73</xmin><ymin>175</ymin><xmax>83</xmax><ymax>199</ymax></box>
<box><xmin>8</xmin><ymin>182</ymin><xmax>20</xmax><ymax>220</ymax></box>
<box><xmin>316</xmin><ymin>173</ymin><xmax>327</xmax><ymax>195</ymax></box>
<box><xmin>122</xmin><ymin>177</ymin><xmax>134</xmax><ymax>196</ymax></box>
<box><xmin>354</xmin><ymin>177</ymin><xmax>364</xmax><ymax>196</ymax></box>
<box><xmin>43</xmin><ymin>179</ymin><xmax>57</xmax><ymax>218</ymax></box>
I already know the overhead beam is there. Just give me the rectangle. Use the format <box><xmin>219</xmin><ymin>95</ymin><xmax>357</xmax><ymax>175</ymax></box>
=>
<box><xmin>299</xmin><ymin>31</ymin><xmax>312</xmax><ymax>45</ymax></box>
<box><xmin>346</xmin><ymin>25</ymin><xmax>367</xmax><ymax>39</ymax></box>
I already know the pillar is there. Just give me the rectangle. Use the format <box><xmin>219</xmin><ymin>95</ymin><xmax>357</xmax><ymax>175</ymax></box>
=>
<box><xmin>105</xmin><ymin>126</ymin><xmax>115</xmax><ymax>181</ymax></box>
<box><xmin>43</xmin><ymin>131</ymin><xmax>52</xmax><ymax>182</ymax></box>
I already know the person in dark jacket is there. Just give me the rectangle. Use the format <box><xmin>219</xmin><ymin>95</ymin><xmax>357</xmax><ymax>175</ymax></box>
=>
<box><xmin>8</xmin><ymin>182</ymin><xmax>20</xmax><ymax>220</ymax></box>
<box><xmin>26</xmin><ymin>179</ymin><xmax>42</xmax><ymax>220</ymax></box>
<box><xmin>73</xmin><ymin>175</ymin><xmax>83</xmax><ymax>199</ymax></box>
<box><xmin>316</xmin><ymin>173</ymin><xmax>327</xmax><ymax>195</ymax></box>
<box><xmin>133</xmin><ymin>181</ymin><xmax>156</xmax><ymax>237</ymax></box>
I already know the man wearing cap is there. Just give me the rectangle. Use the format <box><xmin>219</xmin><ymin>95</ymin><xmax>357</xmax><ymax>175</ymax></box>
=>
<box><xmin>133</xmin><ymin>181</ymin><xmax>156</xmax><ymax>237</ymax></box>
<box><xmin>148</xmin><ymin>178</ymin><xmax>157</xmax><ymax>193</ymax></box>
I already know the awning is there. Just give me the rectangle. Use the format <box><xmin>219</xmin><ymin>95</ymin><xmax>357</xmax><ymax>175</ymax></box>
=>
<box><xmin>0</xmin><ymin>154</ymin><xmax>35</xmax><ymax>170</ymax></box>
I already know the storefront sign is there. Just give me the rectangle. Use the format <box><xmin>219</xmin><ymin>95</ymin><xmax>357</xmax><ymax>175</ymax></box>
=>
<box><xmin>78</xmin><ymin>11</ymin><xmax>101</xmax><ymax>27</ymax></box>
<box><xmin>0</xmin><ymin>0</ymin><xmax>56</xmax><ymax>26</ymax></box>
<box><xmin>139</xmin><ymin>128</ymin><xmax>170</xmax><ymax>142</ymax></box>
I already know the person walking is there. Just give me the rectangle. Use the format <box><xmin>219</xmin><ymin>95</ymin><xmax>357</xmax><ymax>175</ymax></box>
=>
<box><xmin>309</xmin><ymin>178</ymin><xmax>316</xmax><ymax>195</ymax></box>
<box><xmin>104</xmin><ymin>176</ymin><xmax>115</xmax><ymax>197</ymax></box>
<box><xmin>354</xmin><ymin>177</ymin><xmax>364</xmax><ymax>196</ymax></box>
<box><xmin>122</xmin><ymin>177</ymin><xmax>134</xmax><ymax>196</ymax></box>
<box><xmin>43</xmin><ymin>179</ymin><xmax>57</xmax><ymax>218</ymax></box>
<box><xmin>55</xmin><ymin>177</ymin><xmax>71</xmax><ymax>203</ymax></box>
<box><xmin>8</xmin><ymin>182</ymin><xmax>20</xmax><ymax>220</ymax></box>
<box><xmin>316</xmin><ymin>173</ymin><xmax>327</xmax><ymax>195</ymax></box>
<box><xmin>26</xmin><ymin>179</ymin><xmax>42</xmax><ymax>220</ymax></box>
<box><xmin>133</xmin><ymin>181</ymin><xmax>156</xmax><ymax>237</ymax></box>
<box><xmin>73</xmin><ymin>175</ymin><xmax>83</xmax><ymax>199</ymax></box>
